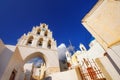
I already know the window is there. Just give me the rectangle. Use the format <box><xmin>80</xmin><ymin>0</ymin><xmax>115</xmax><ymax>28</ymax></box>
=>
<box><xmin>44</xmin><ymin>30</ymin><xmax>48</xmax><ymax>37</ymax></box>
<box><xmin>28</xmin><ymin>40</ymin><xmax>32</xmax><ymax>44</ymax></box>
<box><xmin>67</xmin><ymin>54</ymin><xmax>69</xmax><ymax>57</ymax></box>
<box><xmin>37</xmin><ymin>29</ymin><xmax>41</xmax><ymax>35</ymax></box>
<box><xmin>82</xmin><ymin>47</ymin><xmax>85</xmax><ymax>51</ymax></box>
<box><xmin>26</xmin><ymin>36</ymin><xmax>34</xmax><ymax>46</ymax></box>
<box><xmin>42</xmin><ymin>24</ymin><xmax>46</xmax><ymax>31</ymax></box>
<box><xmin>47</xmin><ymin>40</ymin><xmax>51</xmax><ymax>49</ymax></box>
<box><xmin>9</xmin><ymin>69</ymin><xmax>17</xmax><ymax>80</ymax></box>
<box><xmin>37</xmin><ymin>38</ymin><xmax>43</xmax><ymax>47</ymax></box>
<box><xmin>42</xmin><ymin>24</ymin><xmax>45</xmax><ymax>28</ymax></box>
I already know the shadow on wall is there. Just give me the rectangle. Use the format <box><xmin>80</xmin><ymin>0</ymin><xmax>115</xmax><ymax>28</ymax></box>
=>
<box><xmin>44</xmin><ymin>76</ymin><xmax>52</xmax><ymax>80</ymax></box>
<box><xmin>0</xmin><ymin>47</ymin><xmax>14</xmax><ymax>78</ymax></box>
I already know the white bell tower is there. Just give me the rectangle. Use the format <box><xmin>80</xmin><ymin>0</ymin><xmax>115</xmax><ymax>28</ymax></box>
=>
<box><xmin>17</xmin><ymin>23</ymin><xmax>57</xmax><ymax>50</ymax></box>
<box><xmin>17</xmin><ymin>23</ymin><xmax>60</xmax><ymax>75</ymax></box>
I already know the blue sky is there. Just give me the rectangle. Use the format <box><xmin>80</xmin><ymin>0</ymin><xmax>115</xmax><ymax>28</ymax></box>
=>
<box><xmin>0</xmin><ymin>0</ymin><xmax>97</xmax><ymax>50</ymax></box>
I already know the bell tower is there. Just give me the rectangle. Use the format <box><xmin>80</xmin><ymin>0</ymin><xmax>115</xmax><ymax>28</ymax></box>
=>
<box><xmin>17</xmin><ymin>23</ymin><xmax>60</xmax><ymax>76</ymax></box>
<box><xmin>17</xmin><ymin>23</ymin><xmax>57</xmax><ymax>50</ymax></box>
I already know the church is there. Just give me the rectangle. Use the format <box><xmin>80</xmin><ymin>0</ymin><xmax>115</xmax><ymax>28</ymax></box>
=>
<box><xmin>0</xmin><ymin>0</ymin><xmax>120</xmax><ymax>80</ymax></box>
<box><xmin>0</xmin><ymin>23</ymin><xmax>60</xmax><ymax>80</ymax></box>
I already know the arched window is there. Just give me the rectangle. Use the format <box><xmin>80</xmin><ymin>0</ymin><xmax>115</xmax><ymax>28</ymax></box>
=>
<box><xmin>37</xmin><ymin>38</ymin><xmax>43</xmax><ymax>47</ymax></box>
<box><xmin>44</xmin><ymin>30</ymin><xmax>48</xmax><ymax>37</ymax></box>
<box><xmin>79</xmin><ymin>43</ymin><xmax>87</xmax><ymax>51</ymax></box>
<box><xmin>42</xmin><ymin>24</ymin><xmax>45</xmax><ymax>28</ymax></box>
<box><xmin>26</xmin><ymin>36</ymin><xmax>34</xmax><ymax>46</ymax></box>
<box><xmin>37</xmin><ymin>28</ymin><xmax>41</xmax><ymax>35</ymax></box>
<box><xmin>41</xmin><ymin>24</ymin><xmax>46</xmax><ymax>31</ymax></box>
<box><xmin>9</xmin><ymin>69</ymin><xmax>17</xmax><ymax>80</ymax></box>
<box><xmin>47</xmin><ymin>40</ymin><xmax>51</xmax><ymax>49</ymax></box>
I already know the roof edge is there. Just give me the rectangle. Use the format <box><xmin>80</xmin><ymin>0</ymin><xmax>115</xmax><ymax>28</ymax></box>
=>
<box><xmin>82</xmin><ymin>0</ymin><xmax>104</xmax><ymax>22</ymax></box>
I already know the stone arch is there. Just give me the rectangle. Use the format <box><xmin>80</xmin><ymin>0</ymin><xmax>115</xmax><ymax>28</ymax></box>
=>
<box><xmin>23</xmin><ymin>52</ymin><xmax>47</xmax><ymax>66</ymax></box>
<box><xmin>22</xmin><ymin>52</ymin><xmax>47</xmax><ymax>80</ymax></box>
<box><xmin>16</xmin><ymin>46</ymin><xmax>60</xmax><ymax>79</ymax></box>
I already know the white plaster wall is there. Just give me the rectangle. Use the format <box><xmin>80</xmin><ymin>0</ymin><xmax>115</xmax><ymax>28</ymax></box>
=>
<box><xmin>24</xmin><ymin>63</ymin><xmax>33</xmax><ymax>80</ymax></box>
<box><xmin>107</xmin><ymin>43</ymin><xmax>120</xmax><ymax>70</ymax></box>
<box><xmin>76</xmin><ymin>40</ymin><xmax>105</xmax><ymax>63</ymax></box>
<box><xmin>82</xmin><ymin>0</ymin><xmax>120</xmax><ymax>49</ymax></box>
<box><xmin>87</xmin><ymin>40</ymin><xmax>105</xmax><ymax>59</ymax></box>
<box><xmin>0</xmin><ymin>40</ymin><xmax>5</xmax><ymax>54</ymax></box>
<box><xmin>0</xmin><ymin>46</ymin><xmax>14</xmax><ymax>79</ymax></box>
<box><xmin>49</xmin><ymin>68</ymin><xmax>82</xmax><ymax>80</ymax></box>
<box><xmin>98</xmin><ymin>56</ymin><xmax>120</xmax><ymax>80</ymax></box>
<box><xmin>5</xmin><ymin>45</ymin><xmax>16</xmax><ymax>51</ymax></box>
<box><xmin>24</xmin><ymin>63</ymin><xmax>33</xmax><ymax>72</ymax></box>
<box><xmin>81</xmin><ymin>0</ymin><xmax>120</xmax><ymax>79</ymax></box>
<box><xmin>1</xmin><ymin>47</ymin><xmax>23</xmax><ymax>80</ymax></box>
<box><xmin>17</xmin><ymin>46</ymin><xmax>59</xmax><ymax>68</ymax></box>
<box><xmin>33</xmin><ymin>68</ymin><xmax>40</xmax><ymax>76</ymax></box>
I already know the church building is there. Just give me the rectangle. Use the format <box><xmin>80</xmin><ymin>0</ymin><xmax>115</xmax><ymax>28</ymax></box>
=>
<box><xmin>0</xmin><ymin>23</ymin><xmax>60</xmax><ymax>80</ymax></box>
<box><xmin>0</xmin><ymin>0</ymin><xmax>120</xmax><ymax>80</ymax></box>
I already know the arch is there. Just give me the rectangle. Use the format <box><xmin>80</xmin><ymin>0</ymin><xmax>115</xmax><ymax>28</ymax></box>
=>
<box><xmin>79</xmin><ymin>43</ymin><xmax>87</xmax><ymax>51</ymax></box>
<box><xmin>24</xmin><ymin>52</ymin><xmax>47</xmax><ymax>66</ymax></box>
<box><xmin>17</xmin><ymin>46</ymin><xmax>60</xmax><ymax>79</ymax></box>
<box><xmin>44</xmin><ymin>30</ymin><xmax>48</xmax><ymax>37</ymax></box>
<box><xmin>42</xmin><ymin>24</ymin><xmax>46</xmax><ymax>28</ymax></box>
<box><xmin>9</xmin><ymin>69</ymin><xmax>17</xmax><ymax>80</ymax></box>
<box><xmin>36</xmin><ymin>28</ymin><xmax>41</xmax><ymax>35</ymax></box>
<box><xmin>26</xmin><ymin>36</ymin><xmax>34</xmax><ymax>46</ymax></box>
<box><xmin>37</xmin><ymin>38</ymin><xmax>43</xmax><ymax>47</ymax></box>
<box><xmin>47</xmin><ymin>40</ymin><xmax>51</xmax><ymax>49</ymax></box>
<box><xmin>22</xmin><ymin>52</ymin><xmax>47</xmax><ymax>80</ymax></box>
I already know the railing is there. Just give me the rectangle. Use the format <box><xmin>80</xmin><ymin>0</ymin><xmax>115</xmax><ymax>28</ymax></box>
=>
<box><xmin>79</xmin><ymin>58</ymin><xmax>106</xmax><ymax>80</ymax></box>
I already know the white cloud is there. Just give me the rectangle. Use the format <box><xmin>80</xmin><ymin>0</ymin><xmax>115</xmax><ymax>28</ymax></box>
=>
<box><xmin>27</xmin><ymin>57</ymin><xmax>44</xmax><ymax>67</ymax></box>
<box><xmin>57</xmin><ymin>43</ymin><xmax>67</xmax><ymax>60</ymax></box>
<box><xmin>67</xmin><ymin>45</ymin><xmax>75</xmax><ymax>55</ymax></box>
<box><xmin>35</xmin><ymin>59</ymin><xmax>43</xmax><ymax>66</ymax></box>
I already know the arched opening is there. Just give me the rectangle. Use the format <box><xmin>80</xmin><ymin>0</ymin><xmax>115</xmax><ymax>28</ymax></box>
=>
<box><xmin>42</xmin><ymin>24</ymin><xmax>45</xmax><ymax>28</ymax></box>
<box><xmin>44</xmin><ymin>30</ymin><xmax>48</xmax><ymax>37</ymax></box>
<box><xmin>37</xmin><ymin>38</ymin><xmax>43</xmax><ymax>47</ymax></box>
<box><xmin>37</xmin><ymin>28</ymin><xmax>41</xmax><ymax>35</ymax></box>
<box><xmin>9</xmin><ymin>69</ymin><xmax>17</xmax><ymax>80</ymax></box>
<box><xmin>41</xmin><ymin>24</ymin><xmax>46</xmax><ymax>31</ymax></box>
<box><xmin>79</xmin><ymin>44</ymin><xmax>87</xmax><ymax>51</ymax></box>
<box><xmin>23</xmin><ymin>52</ymin><xmax>47</xmax><ymax>80</ymax></box>
<box><xmin>47</xmin><ymin>40</ymin><xmax>51</xmax><ymax>49</ymax></box>
<box><xmin>26</xmin><ymin>36</ymin><xmax>34</xmax><ymax>46</ymax></box>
